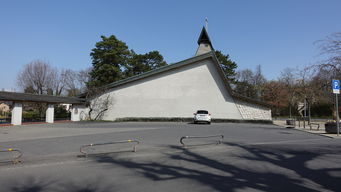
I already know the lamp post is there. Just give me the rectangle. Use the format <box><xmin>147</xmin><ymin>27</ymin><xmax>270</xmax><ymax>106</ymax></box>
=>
<box><xmin>304</xmin><ymin>97</ymin><xmax>306</xmax><ymax>128</ymax></box>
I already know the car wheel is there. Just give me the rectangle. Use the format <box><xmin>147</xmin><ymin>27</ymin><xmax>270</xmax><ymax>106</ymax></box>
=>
<box><xmin>194</xmin><ymin>121</ymin><xmax>197</xmax><ymax>124</ymax></box>
<box><xmin>207</xmin><ymin>122</ymin><xmax>211</xmax><ymax>125</ymax></box>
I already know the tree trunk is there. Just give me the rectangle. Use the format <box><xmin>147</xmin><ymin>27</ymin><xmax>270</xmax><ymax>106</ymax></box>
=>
<box><xmin>333</xmin><ymin>107</ymin><xmax>339</xmax><ymax>121</ymax></box>
<box><xmin>88</xmin><ymin>107</ymin><xmax>92</xmax><ymax>120</ymax></box>
<box><xmin>94</xmin><ymin>108</ymin><xmax>108</xmax><ymax>120</ymax></box>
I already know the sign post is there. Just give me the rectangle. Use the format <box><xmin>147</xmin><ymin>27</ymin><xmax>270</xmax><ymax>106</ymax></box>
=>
<box><xmin>333</xmin><ymin>80</ymin><xmax>340</xmax><ymax>136</ymax></box>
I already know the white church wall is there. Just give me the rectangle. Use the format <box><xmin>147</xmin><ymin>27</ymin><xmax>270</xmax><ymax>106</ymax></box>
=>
<box><xmin>93</xmin><ymin>58</ymin><xmax>243</xmax><ymax>120</ymax></box>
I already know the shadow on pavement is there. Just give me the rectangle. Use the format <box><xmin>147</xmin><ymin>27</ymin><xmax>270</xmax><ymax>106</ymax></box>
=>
<box><xmin>93</xmin><ymin>142</ymin><xmax>341</xmax><ymax>191</ymax></box>
<box><xmin>9</xmin><ymin>175</ymin><xmax>114</xmax><ymax>192</ymax></box>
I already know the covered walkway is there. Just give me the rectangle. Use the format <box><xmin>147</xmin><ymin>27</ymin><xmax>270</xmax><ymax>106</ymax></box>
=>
<box><xmin>0</xmin><ymin>91</ymin><xmax>85</xmax><ymax>126</ymax></box>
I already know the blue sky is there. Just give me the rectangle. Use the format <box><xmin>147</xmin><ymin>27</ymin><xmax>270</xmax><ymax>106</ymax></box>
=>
<box><xmin>1</xmin><ymin>0</ymin><xmax>340</xmax><ymax>91</ymax></box>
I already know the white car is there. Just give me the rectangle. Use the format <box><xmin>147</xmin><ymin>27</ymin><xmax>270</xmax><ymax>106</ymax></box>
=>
<box><xmin>193</xmin><ymin>110</ymin><xmax>211</xmax><ymax>124</ymax></box>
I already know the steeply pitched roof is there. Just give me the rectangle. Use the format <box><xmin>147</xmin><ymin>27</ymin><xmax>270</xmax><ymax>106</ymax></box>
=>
<box><xmin>0</xmin><ymin>91</ymin><xmax>85</xmax><ymax>104</ymax></box>
<box><xmin>0</xmin><ymin>101</ymin><xmax>12</xmax><ymax>106</ymax></box>
<box><xmin>78</xmin><ymin>51</ymin><xmax>273</xmax><ymax>108</ymax></box>
<box><xmin>197</xmin><ymin>26</ymin><xmax>213</xmax><ymax>50</ymax></box>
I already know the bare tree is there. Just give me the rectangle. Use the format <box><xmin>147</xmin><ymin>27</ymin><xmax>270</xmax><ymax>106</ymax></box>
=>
<box><xmin>253</xmin><ymin>64</ymin><xmax>267</xmax><ymax>99</ymax></box>
<box><xmin>16</xmin><ymin>59</ymin><xmax>58</xmax><ymax>116</ymax></box>
<box><xmin>77</xmin><ymin>67</ymin><xmax>93</xmax><ymax>93</ymax></box>
<box><xmin>234</xmin><ymin>65</ymin><xmax>266</xmax><ymax>100</ymax></box>
<box><xmin>50</xmin><ymin>68</ymin><xmax>67</xmax><ymax>96</ymax></box>
<box><xmin>62</xmin><ymin>67</ymin><xmax>93</xmax><ymax>97</ymax></box>
<box><xmin>253</xmin><ymin>65</ymin><xmax>267</xmax><ymax>86</ymax></box>
<box><xmin>236</xmin><ymin>69</ymin><xmax>254</xmax><ymax>83</ymax></box>
<box><xmin>16</xmin><ymin>59</ymin><xmax>72</xmax><ymax>115</ymax></box>
<box><xmin>280</xmin><ymin>67</ymin><xmax>298</xmax><ymax>119</ymax></box>
<box><xmin>84</xmin><ymin>87</ymin><xmax>115</xmax><ymax>120</ymax></box>
<box><xmin>313</xmin><ymin>31</ymin><xmax>341</xmax><ymax>74</ymax></box>
<box><xmin>16</xmin><ymin>59</ymin><xmax>55</xmax><ymax>94</ymax></box>
<box><xmin>63</xmin><ymin>69</ymin><xmax>79</xmax><ymax>97</ymax></box>
<box><xmin>296</xmin><ymin>66</ymin><xmax>321</xmax><ymax>123</ymax></box>
<box><xmin>314</xmin><ymin>68</ymin><xmax>335</xmax><ymax>102</ymax></box>
<box><xmin>312</xmin><ymin>31</ymin><xmax>341</xmax><ymax>120</ymax></box>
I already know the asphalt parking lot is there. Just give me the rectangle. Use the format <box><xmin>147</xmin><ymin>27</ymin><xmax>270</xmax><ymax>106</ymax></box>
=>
<box><xmin>1</xmin><ymin>121</ymin><xmax>341</xmax><ymax>191</ymax></box>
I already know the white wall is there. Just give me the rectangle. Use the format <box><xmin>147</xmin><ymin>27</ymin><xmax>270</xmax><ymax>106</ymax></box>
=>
<box><xmin>195</xmin><ymin>43</ymin><xmax>213</xmax><ymax>56</ymax></box>
<box><xmin>89</xmin><ymin>58</ymin><xmax>243</xmax><ymax>120</ymax></box>
<box><xmin>11</xmin><ymin>102</ymin><xmax>22</xmax><ymax>125</ymax></box>
<box><xmin>46</xmin><ymin>103</ymin><xmax>54</xmax><ymax>123</ymax></box>
<box><xmin>71</xmin><ymin>104</ymin><xmax>87</xmax><ymax>121</ymax></box>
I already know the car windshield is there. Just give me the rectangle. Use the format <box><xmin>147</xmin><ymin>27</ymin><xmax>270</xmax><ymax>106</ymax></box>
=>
<box><xmin>197</xmin><ymin>110</ymin><xmax>208</xmax><ymax>114</ymax></box>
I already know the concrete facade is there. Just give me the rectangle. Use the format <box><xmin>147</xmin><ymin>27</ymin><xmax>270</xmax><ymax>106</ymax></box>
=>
<box><xmin>11</xmin><ymin>102</ymin><xmax>22</xmax><ymax>125</ymax></box>
<box><xmin>78</xmin><ymin>58</ymin><xmax>243</xmax><ymax>121</ymax></box>
<box><xmin>46</xmin><ymin>103</ymin><xmax>54</xmax><ymax>123</ymax></box>
<box><xmin>195</xmin><ymin>43</ymin><xmax>213</xmax><ymax>56</ymax></box>
<box><xmin>71</xmin><ymin>104</ymin><xmax>87</xmax><ymax>121</ymax></box>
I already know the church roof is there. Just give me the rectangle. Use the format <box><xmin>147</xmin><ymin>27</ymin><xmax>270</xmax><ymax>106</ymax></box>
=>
<box><xmin>78</xmin><ymin>51</ymin><xmax>272</xmax><ymax>107</ymax></box>
<box><xmin>197</xmin><ymin>26</ymin><xmax>213</xmax><ymax>50</ymax></box>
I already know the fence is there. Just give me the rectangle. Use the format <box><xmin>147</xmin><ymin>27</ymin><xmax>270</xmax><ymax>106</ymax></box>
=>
<box><xmin>54</xmin><ymin>114</ymin><xmax>71</xmax><ymax>121</ymax></box>
<box><xmin>0</xmin><ymin>118</ymin><xmax>11</xmax><ymax>124</ymax></box>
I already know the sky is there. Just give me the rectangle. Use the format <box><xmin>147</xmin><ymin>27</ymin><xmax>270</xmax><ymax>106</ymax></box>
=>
<box><xmin>1</xmin><ymin>0</ymin><xmax>340</xmax><ymax>92</ymax></box>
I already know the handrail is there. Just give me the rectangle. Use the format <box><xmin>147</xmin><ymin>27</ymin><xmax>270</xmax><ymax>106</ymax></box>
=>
<box><xmin>0</xmin><ymin>148</ymin><xmax>22</xmax><ymax>164</ymax></box>
<box><xmin>309</xmin><ymin>123</ymin><xmax>320</xmax><ymax>130</ymax></box>
<box><xmin>80</xmin><ymin>140</ymin><xmax>140</xmax><ymax>157</ymax></box>
<box><xmin>180</xmin><ymin>134</ymin><xmax>224</xmax><ymax>148</ymax></box>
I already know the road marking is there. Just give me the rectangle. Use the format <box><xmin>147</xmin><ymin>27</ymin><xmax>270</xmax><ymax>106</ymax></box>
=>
<box><xmin>249</xmin><ymin>138</ymin><xmax>327</xmax><ymax>145</ymax></box>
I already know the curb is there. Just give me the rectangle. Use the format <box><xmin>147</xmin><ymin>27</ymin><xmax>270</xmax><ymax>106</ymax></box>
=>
<box><xmin>292</xmin><ymin>128</ymin><xmax>335</xmax><ymax>139</ymax></box>
<box><xmin>273</xmin><ymin>121</ymin><xmax>338</xmax><ymax>139</ymax></box>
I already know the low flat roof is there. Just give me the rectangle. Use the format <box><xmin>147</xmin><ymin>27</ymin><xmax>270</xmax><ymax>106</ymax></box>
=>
<box><xmin>0</xmin><ymin>91</ymin><xmax>85</xmax><ymax>104</ymax></box>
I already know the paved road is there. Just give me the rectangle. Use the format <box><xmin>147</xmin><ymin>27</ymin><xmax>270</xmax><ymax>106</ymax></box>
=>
<box><xmin>0</xmin><ymin>122</ymin><xmax>341</xmax><ymax>191</ymax></box>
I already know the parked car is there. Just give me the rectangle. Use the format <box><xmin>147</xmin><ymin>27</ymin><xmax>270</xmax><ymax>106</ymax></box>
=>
<box><xmin>193</xmin><ymin>110</ymin><xmax>211</xmax><ymax>124</ymax></box>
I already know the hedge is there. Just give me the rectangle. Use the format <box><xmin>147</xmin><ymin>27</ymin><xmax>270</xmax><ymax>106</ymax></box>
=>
<box><xmin>115</xmin><ymin>117</ymin><xmax>273</xmax><ymax>124</ymax></box>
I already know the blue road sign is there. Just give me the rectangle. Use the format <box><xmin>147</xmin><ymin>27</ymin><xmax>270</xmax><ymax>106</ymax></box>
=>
<box><xmin>333</xmin><ymin>79</ymin><xmax>340</xmax><ymax>94</ymax></box>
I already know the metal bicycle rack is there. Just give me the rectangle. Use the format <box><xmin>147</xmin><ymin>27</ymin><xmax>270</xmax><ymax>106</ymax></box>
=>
<box><xmin>180</xmin><ymin>134</ymin><xmax>224</xmax><ymax>148</ymax></box>
<box><xmin>80</xmin><ymin>140</ymin><xmax>140</xmax><ymax>157</ymax></box>
<box><xmin>0</xmin><ymin>148</ymin><xmax>22</xmax><ymax>164</ymax></box>
<box><xmin>309</xmin><ymin>123</ymin><xmax>320</xmax><ymax>130</ymax></box>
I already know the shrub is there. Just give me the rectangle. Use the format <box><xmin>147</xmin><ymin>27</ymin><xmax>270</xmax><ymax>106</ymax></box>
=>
<box><xmin>115</xmin><ymin>117</ymin><xmax>273</xmax><ymax>124</ymax></box>
<box><xmin>310</xmin><ymin>101</ymin><xmax>333</xmax><ymax>118</ymax></box>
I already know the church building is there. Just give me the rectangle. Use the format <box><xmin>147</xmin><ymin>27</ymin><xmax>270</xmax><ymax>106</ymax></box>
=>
<box><xmin>73</xmin><ymin>27</ymin><xmax>272</xmax><ymax>121</ymax></box>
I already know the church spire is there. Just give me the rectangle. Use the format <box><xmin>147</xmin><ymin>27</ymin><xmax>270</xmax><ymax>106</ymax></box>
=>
<box><xmin>195</xmin><ymin>26</ymin><xmax>214</xmax><ymax>56</ymax></box>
